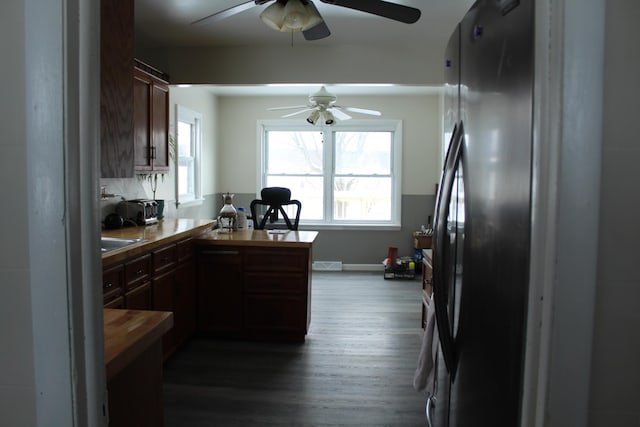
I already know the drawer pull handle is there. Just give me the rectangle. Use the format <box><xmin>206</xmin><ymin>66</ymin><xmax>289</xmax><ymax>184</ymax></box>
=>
<box><xmin>136</xmin><ymin>268</ymin><xmax>144</xmax><ymax>275</ymax></box>
<box><xmin>105</xmin><ymin>282</ymin><xmax>113</xmax><ymax>288</ymax></box>
<box><xmin>201</xmin><ymin>250</ymin><xmax>239</xmax><ymax>256</ymax></box>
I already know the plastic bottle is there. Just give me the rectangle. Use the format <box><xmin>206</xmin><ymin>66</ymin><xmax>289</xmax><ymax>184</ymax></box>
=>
<box><xmin>236</xmin><ymin>207</ymin><xmax>247</xmax><ymax>230</ymax></box>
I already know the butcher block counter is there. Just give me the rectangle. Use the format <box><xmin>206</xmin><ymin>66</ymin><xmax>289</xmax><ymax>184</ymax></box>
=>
<box><xmin>195</xmin><ymin>229</ymin><xmax>318</xmax><ymax>247</ymax></box>
<box><xmin>104</xmin><ymin>308</ymin><xmax>173</xmax><ymax>427</ymax></box>
<box><xmin>195</xmin><ymin>229</ymin><xmax>318</xmax><ymax>341</ymax></box>
<box><xmin>102</xmin><ymin>218</ymin><xmax>216</xmax><ymax>267</ymax></box>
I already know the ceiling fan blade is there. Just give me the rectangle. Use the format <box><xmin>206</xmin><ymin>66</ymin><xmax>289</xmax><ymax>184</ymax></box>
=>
<box><xmin>336</xmin><ymin>105</ymin><xmax>382</xmax><ymax>116</ymax></box>
<box><xmin>281</xmin><ymin>108</ymin><xmax>315</xmax><ymax>118</ymax></box>
<box><xmin>191</xmin><ymin>0</ymin><xmax>271</xmax><ymax>26</ymax></box>
<box><xmin>319</xmin><ymin>0</ymin><xmax>421</xmax><ymax>24</ymax></box>
<box><xmin>302</xmin><ymin>1</ymin><xmax>331</xmax><ymax>40</ymax></box>
<box><xmin>267</xmin><ymin>105</ymin><xmax>310</xmax><ymax>111</ymax></box>
<box><xmin>329</xmin><ymin>107</ymin><xmax>352</xmax><ymax>121</ymax></box>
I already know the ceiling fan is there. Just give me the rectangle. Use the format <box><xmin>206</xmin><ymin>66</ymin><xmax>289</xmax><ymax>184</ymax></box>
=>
<box><xmin>191</xmin><ymin>0</ymin><xmax>421</xmax><ymax>41</ymax></box>
<box><xmin>267</xmin><ymin>86</ymin><xmax>382</xmax><ymax>125</ymax></box>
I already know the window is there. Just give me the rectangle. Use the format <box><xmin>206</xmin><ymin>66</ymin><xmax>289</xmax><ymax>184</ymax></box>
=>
<box><xmin>258</xmin><ymin>120</ymin><xmax>402</xmax><ymax>228</ymax></box>
<box><xmin>176</xmin><ymin>105</ymin><xmax>202</xmax><ymax>204</ymax></box>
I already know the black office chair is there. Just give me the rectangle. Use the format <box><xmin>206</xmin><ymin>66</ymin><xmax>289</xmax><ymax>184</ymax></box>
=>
<box><xmin>250</xmin><ymin>187</ymin><xmax>301</xmax><ymax>230</ymax></box>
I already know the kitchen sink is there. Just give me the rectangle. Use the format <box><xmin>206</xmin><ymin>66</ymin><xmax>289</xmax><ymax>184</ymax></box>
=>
<box><xmin>101</xmin><ymin>237</ymin><xmax>146</xmax><ymax>253</ymax></box>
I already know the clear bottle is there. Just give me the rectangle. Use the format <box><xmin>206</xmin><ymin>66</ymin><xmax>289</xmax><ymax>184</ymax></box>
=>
<box><xmin>218</xmin><ymin>192</ymin><xmax>237</xmax><ymax>232</ymax></box>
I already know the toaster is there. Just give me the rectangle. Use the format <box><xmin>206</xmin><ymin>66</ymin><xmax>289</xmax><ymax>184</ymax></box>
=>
<box><xmin>116</xmin><ymin>199</ymin><xmax>158</xmax><ymax>226</ymax></box>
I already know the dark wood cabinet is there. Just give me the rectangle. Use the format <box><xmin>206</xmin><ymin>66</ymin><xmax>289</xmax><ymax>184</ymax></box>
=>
<box><xmin>124</xmin><ymin>281</ymin><xmax>152</xmax><ymax>310</ymax></box>
<box><xmin>196</xmin><ymin>245</ymin><xmax>312</xmax><ymax>341</ymax></box>
<box><xmin>151</xmin><ymin>242</ymin><xmax>177</xmax><ymax>358</ymax></box>
<box><xmin>133</xmin><ymin>63</ymin><xmax>170</xmax><ymax>173</ymax></box>
<box><xmin>197</xmin><ymin>248</ymin><xmax>244</xmax><ymax>335</ymax></box>
<box><xmin>174</xmin><ymin>239</ymin><xmax>197</xmax><ymax>348</ymax></box>
<box><xmin>103</xmin><ymin>263</ymin><xmax>124</xmax><ymax>306</ymax></box>
<box><xmin>123</xmin><ymin>254</ymin><xmax>152</xmax><ymax>310</ymax></box>
<box><xmin>102</xmin><ymin>236</ymin><xmax>201</xmax><ymax>359</ymax></box>
<box><xmin>100</xmin><ymin>0</ymin><xmax>134</xmax><ymax>178</ymax></box>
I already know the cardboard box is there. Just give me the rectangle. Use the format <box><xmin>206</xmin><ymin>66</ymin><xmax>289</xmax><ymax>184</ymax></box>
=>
<box><xmin>413</xmin><ymin>233</ymin><xmax>432</xmax><ymax>249</ymax></box>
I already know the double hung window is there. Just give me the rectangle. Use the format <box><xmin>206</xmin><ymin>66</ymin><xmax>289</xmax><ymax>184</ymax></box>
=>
<box><xmin>258</xmin><ymin>120</ymin><xmax>402</xmax><ymax>227</ymax></box>
<box><xmin>176</xmin><ymin>105</ymin><xmax>202</xmax><ymax>204</ymax></box>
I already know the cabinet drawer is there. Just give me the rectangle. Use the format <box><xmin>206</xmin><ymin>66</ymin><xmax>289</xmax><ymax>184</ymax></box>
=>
<box><xmin>245</xmin><ymin>294</ymin><xmax>307</xmax><ymax>332</ymax></box>
<box><xmin>152</xmin><ymin>243</ymin><xmax>177</xmax><ymax>274</ymax></box>
<box><xmin>103</xmin><ymin>264</ymin><xmax>124</xmax><ymax>297</ymax></box>
<box><xmin>124</xmin><ymin>281</ymin><xmax>152</xmax><ymax>310</ymax></box>
<box><xmin>124</xmin><ymin>254</ymin><xmax>151</xmax><ymax>289</ymax></box>
<box><xmin>245</xmin><ymin>272</ymin><xmax>306</xmax><ymax>294</ymax></box>
<box><xmin>176</xmin><ymin>238</ymin><xmax>194</xmax><ymax>262</ymax></box>
<box><xmin>244</xmin><ymin>248</ymin><xmax>308</xmax><ymax>273</ymax></box>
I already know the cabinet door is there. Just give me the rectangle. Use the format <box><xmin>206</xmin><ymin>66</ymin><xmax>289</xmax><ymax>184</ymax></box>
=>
<box><xmin>151</xmin><ymin>83</ymin><xmax>169</xmax><ymax>171</ymax></box>
<box><xmin>152</xmin><ymin>269</ymin><xmax>176</xmax><ymax>357</ymax></box>
<box><xmin>197</xmin><ymin>248</ymin><xmax>243</xmax><ymax>335</ymax></box>
<box><xmin>175</xmin><ymin>258</ymin><xmax>196</xmax><ymax>347</ymax></box>
<box><xmin>124</xmin><ymin>281</ymin><xmax>152</xmax><ymax>310</ymax></box>
<box><xmin>133</xmin><ymin>67</ymin><xmax>169</xmax><ymax>173</ymax></box>
<box><xmin>104</xmin><ymin>295</ymin><xmax>124</xmax><ymax>309</ymax></box>
<box><xmin>133</xmin><ymin>70</ymin><xmax>152</xmax><ymax>171</ymax></box>
<box><xmin>100</xmin><ymin>0</ymin><xmax>134</xmax><ymax>178</ymax></box>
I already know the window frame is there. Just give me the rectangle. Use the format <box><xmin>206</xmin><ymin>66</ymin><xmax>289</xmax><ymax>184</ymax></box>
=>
<box><xmin>257</xmin><ymin>119</ymin><xmax>402</xmax><ymax>230</ymax></box>
<box><xmin>175</xmin><ymin>104</ymin><xmax>203</xmax><ymax>206</ymax></box>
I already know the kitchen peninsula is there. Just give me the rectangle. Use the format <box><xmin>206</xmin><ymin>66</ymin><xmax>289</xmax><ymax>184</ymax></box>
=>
<box><xmin>195</xmin><ymin>229</ymin><xmax>318</xmax><ymax>341</ymax></box>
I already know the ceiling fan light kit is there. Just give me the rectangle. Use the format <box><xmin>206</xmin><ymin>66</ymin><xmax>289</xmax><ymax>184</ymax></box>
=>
<box><xmin>270</xmin><ymin>86</ymin><xmax>382</xmax><ymax>126</ymax></box>
<box><xmin>193</xmin><ymin>0</ymin><xmax>421</xmax><ymax>41</ymax></box>
<box><xmin>260</xmin><ymin>0</ymin><xmax>323</xmax><ymax>32</ymax></box>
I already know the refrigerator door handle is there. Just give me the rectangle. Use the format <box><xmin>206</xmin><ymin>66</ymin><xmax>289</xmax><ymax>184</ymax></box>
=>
<box><xmin>426</xmin><ymin>395</ymin><xmax>436</xmax><ymax>427</ymax></box>
<box><xmin>432</xmin><ymin>121</ymin><xmax>464</xmax><ymax>379</ymax></box>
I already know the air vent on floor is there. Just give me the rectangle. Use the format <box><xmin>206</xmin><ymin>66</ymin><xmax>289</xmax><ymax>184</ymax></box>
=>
<box><xmin>312</xmin><ymin>261</ymin><xmax>343</xmax><ymax>271</ymax></box>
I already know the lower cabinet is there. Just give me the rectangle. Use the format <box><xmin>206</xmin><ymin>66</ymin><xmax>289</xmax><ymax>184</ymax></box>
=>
<box><xmin>102</xmin><ymin>237</ymin><xmax>199</xmax><ymax>359</ymax></box>
<box><xmin>124</xmin><ymin>281</ymin><xmax>152</xmax><ymax>310</ymax></box>
<box><xmin>197</xmin><ymin>245</ymin><xmax>311</xmax><ymax>341</ymax></box>
<box><xmin>197</xmin><ymin>248</ymin><xmax>244</xmax><ymax>335</ymax></box>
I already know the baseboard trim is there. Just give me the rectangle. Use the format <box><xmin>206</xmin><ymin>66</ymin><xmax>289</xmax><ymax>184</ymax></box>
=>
<box><xmin>342</xmin><ymin>264</ymin><xmax>384</xmax><ymax>272</ymax></box>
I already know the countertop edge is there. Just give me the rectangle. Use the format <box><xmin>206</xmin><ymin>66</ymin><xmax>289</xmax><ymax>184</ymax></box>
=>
<box><xmin>104</xmin><ymin>309</ymin><xmax>173</xmax><ymax>380</ymax></box>
<box><xmin>102</xmin><ymin>219</ymin><xmax>216</xmax><ymax>267</ymax></box>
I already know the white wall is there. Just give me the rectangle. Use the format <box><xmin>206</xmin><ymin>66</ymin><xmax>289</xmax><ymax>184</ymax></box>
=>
<box><xmin>216</xmin><ymin>93</ymin><xmax>443</xmax><ymax>196</ymax></box>
<box><xmin>0</xmin><ymin>1</ymin><xmax>36</xmax><ymax>424</ymax></box>
<box><xmin>170</xmin><ymin>87</ymin><xmax>219</xmax><ymax>198</ymax></box>
<box><xmin>160</xmin><ymin>44</ymin><xmax>447</xmax><ymax>86</ymax></box>
<box><xmin>2</xmin><ymin>0</ymin><xmax>104</xmax><ymax>425</ymax></box>
<box><xmin>589</xmin><ymin>1</ymin><xmax>640</xmax><ymax>425</ymax></box>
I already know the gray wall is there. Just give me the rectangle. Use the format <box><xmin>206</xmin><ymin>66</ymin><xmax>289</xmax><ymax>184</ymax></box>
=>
<box><xmin>589</xmin><ymin>0</ymin><xmax>640</xmax><ymax>425</ymax></box>
<box><xmin>215</xmin><ymin>193</ymin><xmax>435</xmax><ymax>265</ymax></box>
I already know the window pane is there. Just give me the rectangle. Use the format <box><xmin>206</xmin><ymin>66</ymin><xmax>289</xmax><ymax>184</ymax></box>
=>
<box><xmin>335</xmin><ymin>132</ymin><xmax>391</xmax><ymax>175</ymax></box>
<box><xmin>266</xmin><ymin>176</ymin><xmax>324</xmax><ymax>221</ymax></box>
<box><xmin>266</xmin><ymin>131</ymin><xmax>323</xmax><ymax>174</ymax></box>
<box><xmin>177</xmin><ymin>121</ymin><xmax>192</xmax><ymax>157</ymax></box>
<box><xmin>334</xmin><ymin>177</ymin><xmax>392</xmax><ymax>221</ymax></box>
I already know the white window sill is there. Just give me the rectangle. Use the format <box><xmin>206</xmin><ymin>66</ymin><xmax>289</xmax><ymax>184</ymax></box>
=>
<box><xmin>177</xmin><ymin>198</ymin><xmax>204</xmax><ymax>208</ymax></box>
<box><xmin>298</xmin><ymin>223</ymin><xmax>401</xmax><ymax>231</ymax></box>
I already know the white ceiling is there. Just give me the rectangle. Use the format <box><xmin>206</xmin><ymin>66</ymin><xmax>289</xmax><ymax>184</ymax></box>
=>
<box><xmin>134</xmin><ymin>0</ymin><xmax>475</xmax><ymax>95</ymax></box>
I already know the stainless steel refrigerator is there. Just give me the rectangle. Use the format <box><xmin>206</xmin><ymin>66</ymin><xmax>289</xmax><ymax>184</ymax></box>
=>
<box><xmin>428</xmin><ymin>1</ymin><xmax>534</xmax><ymax>426</ymax></box>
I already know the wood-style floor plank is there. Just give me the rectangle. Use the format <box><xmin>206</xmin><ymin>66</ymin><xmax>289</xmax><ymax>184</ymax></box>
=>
<box><xmin>163</xmin><ymin>272</ymin><xmax>428</xmax><ymax>426</ymax></box>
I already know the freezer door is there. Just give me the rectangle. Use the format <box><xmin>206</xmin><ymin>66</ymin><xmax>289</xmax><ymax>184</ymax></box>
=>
<box><xmin>447</xmin><ymin>1</ymin><xmax>534</xmax><ymax>426</ymax></box>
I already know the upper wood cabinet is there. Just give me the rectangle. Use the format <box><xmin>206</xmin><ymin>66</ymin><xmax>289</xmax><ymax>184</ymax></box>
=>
<box><xmin>100</xmin><ymin>0</ymin><xmax>134</xmax><ymax>178</ymax></box>
<box><xmin>134</xmin><ymin>61</ymin><xmax>170</xmax><ymax>173</ymax></box>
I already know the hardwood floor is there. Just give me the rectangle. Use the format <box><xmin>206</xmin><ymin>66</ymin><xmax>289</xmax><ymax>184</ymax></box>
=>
<box><xmin>163</xmin><ymin>271</ymin><xmax>428</xmax><ymax>426</ymax></box>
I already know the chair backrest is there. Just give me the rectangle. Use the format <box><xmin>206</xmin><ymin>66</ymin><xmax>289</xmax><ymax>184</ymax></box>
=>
<box><xmin>250</xmin><ymin>187</ymin><xmax>301</xmax><ymax>230</ymax></box>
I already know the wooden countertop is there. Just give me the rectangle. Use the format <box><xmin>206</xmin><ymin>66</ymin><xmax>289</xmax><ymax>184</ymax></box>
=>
<box><xmin>103</xmin><ymin>308</ymin><xmax>173</xmax><ymax>380</ymax></box>
<box><xmin>102</xmin><ymin>218</ymin><xmax>216</xmax><ymax>266</ymax></box>
<box><xmin>195</xmin><ymin>229</ymin><xmax>318</xmax><ymax>248</ymax></box>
